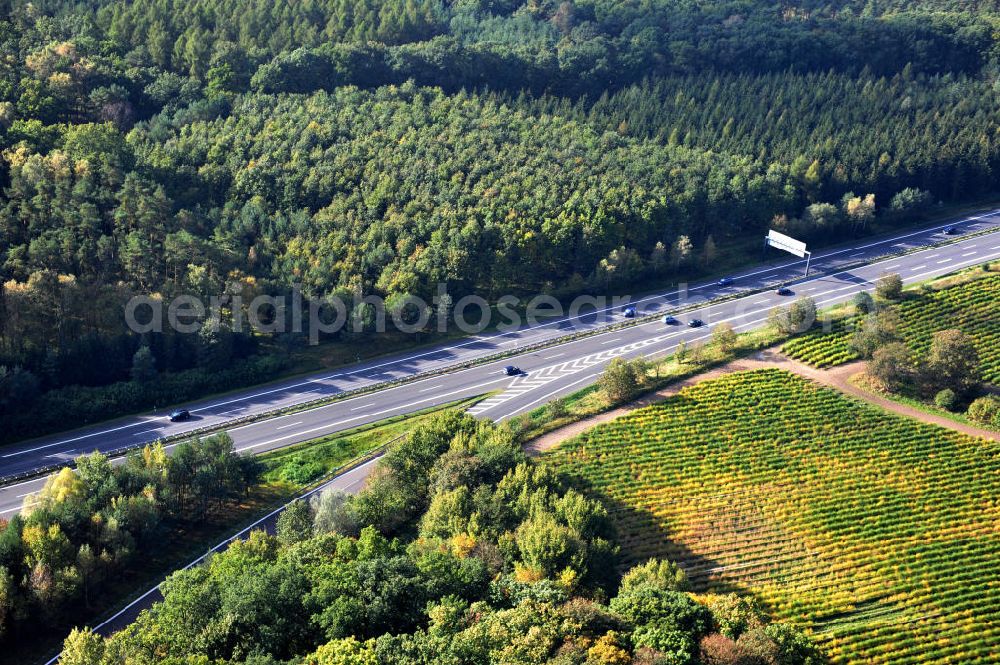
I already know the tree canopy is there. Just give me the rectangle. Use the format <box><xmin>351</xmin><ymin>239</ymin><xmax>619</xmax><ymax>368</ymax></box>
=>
<box><xmin>55</xmin><ymin>412</ymin><xmax>822</xmax><ymax>665</ymax></box>
<box><xmin>0</xmin><ymin>434</ymin><xmax>260</xmax><ymax>644</ymax></box>
<box><xmin>1</xmin><ymin>0</ymin><xmax>999</xmax><ymax>437</ymax></box>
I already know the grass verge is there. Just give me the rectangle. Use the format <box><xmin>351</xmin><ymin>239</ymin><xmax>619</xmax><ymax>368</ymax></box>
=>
<box><xmin>512</xmin><ymin>324</ymin><xmax>792</xmax><ymax>442</ymax></box>
<box><xmin>514</xmin><ymin>264</ymin><xmax>998</xmax><ymax>444</ymax></box>
<box><xmin>259</xmin><ymin>396</ymin><xmax>484</xmax><ymax>485</ymax></box>
<box><xmin>23</xmin><ymin>397</ymin><xmax>480</xmax><ymax>665</ymax></box>
<box><xmin>541</xmin><ymin>368</ymin><xmax>1000</xmax><ymax>664</ymax></box>
<box><xmin>10</xmin><ymin>194</ymin><xmax>997</xmax><ymax>460</ymax></box>
<box><xmin>848</xmin><ymin>372</ymin><xmax>999</xmax><ymax>433</ymax></box>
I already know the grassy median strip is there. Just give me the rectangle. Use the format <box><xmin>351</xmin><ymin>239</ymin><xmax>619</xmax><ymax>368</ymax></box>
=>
<box><xmin>9</xmin><ymin>211</ymin><xmax>996</xmax><ymax>481</ymax></box>
<box><xmin>258</xmin><ymin>395</ymin><xmax>485</xmax><ymax>485</ymax></box>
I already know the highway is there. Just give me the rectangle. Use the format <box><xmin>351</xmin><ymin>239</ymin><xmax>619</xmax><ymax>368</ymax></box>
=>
<box><xmin>25</xmin><ymin>211</ymin><xmax>1000</xmax><ymax>662</ymax></box>
<box><xmin>4</xmin><ymin>208</ymin><xmax>1000</xmax><ymax>520</ymax></box>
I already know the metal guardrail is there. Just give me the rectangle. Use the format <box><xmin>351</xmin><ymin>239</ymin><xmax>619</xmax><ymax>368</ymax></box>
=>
<box><xmin>7</xmin><ymin>221</ymin><xmax>1000</xmax><ymax>488</ymax></box>
<box><xmin>41</xmin><ymin>431</ymin><xmax>407</xmax><ymax>664</ymax></box>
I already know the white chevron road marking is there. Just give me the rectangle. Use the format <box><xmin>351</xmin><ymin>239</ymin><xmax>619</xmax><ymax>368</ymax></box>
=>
<box><xmin>467</xmin><ymin>330</ymin><xmax>681</xmax><ymax>416</ymax></box>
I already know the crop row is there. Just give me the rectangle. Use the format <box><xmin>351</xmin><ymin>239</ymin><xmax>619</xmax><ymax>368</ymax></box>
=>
<box><xmin>544</xmin><ymin>369</ymin><xmax>1000</xmax><ymax>664</ymax></box>
<box><xmin>781</xmin><ymin>272</ymin><xmax>1000</xmax><ymax>380</ymax></box>
<box><xmin>781</xmin><ymin>317</ymin><xmax>859</xmax><ymax>367</ymax></box>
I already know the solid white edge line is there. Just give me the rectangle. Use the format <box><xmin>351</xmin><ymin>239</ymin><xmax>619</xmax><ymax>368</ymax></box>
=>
<box><xmin>489</xmin><ymin>243</ymin><xmax>1000</xmax><ymax>421</ymax></box>
<box><xmin>46</xmin><ymin>454</ymin><xmax>387</xmax><ymax>665</ymax></box>
<box><xmin>14</xmin><ymin>233</ymin><xmax>1000</xmax><ymax>464</ymax></box>
<box><xmin>233</xmin><ymin>378</ymin><xmax>509</xmax><ymax>453</ymax></box>
<box><xmin>8</xmin><ymin>221</ymin><xmax>1000</xmax><ymax>462</ymax></box>
<box><xmin>494</xmin><ymin>373</ymin><xmax>600</xmax><ymax>422</ymax></box>
<box><xmin>32</xmin><ymin>241</ymin><xmax>1000</xmax><ymax>664</ymax></box>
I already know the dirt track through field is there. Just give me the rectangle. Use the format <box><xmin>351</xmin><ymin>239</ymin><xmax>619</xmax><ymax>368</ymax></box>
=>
<box><xmin>524</xmin><ymin>349</ymin><xmax>998</xmax><ymax>455</ymax></box>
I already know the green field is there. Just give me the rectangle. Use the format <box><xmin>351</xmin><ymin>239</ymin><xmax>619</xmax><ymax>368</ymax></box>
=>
<box><xmin>544</xmin><ymin>369</ymin><xmax>1000</xmax><ymax>664</ymax></box>
<box><xmin>779</xmin><ymin>316</ymin><xmax>860</xmax><ymax>368</ymax></box>
<box><xmin>781</xmin><ymin>271</ymin><xmax>1000</xmax><ymax>380</ymax></box>
<box><xmin>260</xmin><ymin>396</ymin><xmax>482</xmax><ymax>484</ymax></box>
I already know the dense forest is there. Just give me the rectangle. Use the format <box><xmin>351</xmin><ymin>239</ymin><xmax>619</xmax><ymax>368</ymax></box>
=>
<box><xmin>53</xmin><ymin>412</ymin><xmax>823</xmax><ymax>665</ymax></box>
<box><xmin>2</xmin><ymin>0</ymin><xmax>1000</xmax><ymax>436</ymax></box>
<box><xmin>0</xmin><ymin>434</ymin><xmax>260</xmax><ymax>646</ymax></box>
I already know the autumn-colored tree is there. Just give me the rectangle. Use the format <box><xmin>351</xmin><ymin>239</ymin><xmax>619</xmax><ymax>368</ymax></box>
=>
<box><xmin>712</xmin><ymin>323</ymin><xmax>738</xmax><ymax>353</ymax></box>
<box><xmin>922</xmin><ymin>329</ymin><xmax>980</xmax><ymax>396</ymax></box>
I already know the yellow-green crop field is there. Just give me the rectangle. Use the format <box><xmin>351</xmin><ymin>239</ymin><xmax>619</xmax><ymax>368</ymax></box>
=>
<box><xmin>781</xmin><ymin>271</ymin><xmax>1000</xmax><ymax>380</ymax></box>
<box><xmin>544</xmin><ymin>369</ymin><xmax>1000</xmax><ymax>664</ymax></box>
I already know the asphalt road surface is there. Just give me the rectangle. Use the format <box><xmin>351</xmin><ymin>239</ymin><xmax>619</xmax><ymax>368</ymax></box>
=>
<box><xmin>29</xmin><ymin>210</ymin><xmax>1000</xmax><ymax>662</ymax></box>
<box><xmin>6</xmin><ymin>208</ymin><xmax>1000</xmax><ymax>520</ymax></box>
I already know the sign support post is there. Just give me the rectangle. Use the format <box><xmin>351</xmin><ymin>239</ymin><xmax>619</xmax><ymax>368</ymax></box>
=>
<box><xmin>764</xmin><ymin>230</ymin><xmax>811</xmax><ymax>277</ymax></box>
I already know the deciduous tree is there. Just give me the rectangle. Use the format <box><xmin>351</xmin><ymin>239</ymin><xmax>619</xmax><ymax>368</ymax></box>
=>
<box><xmin>922</xmin><ymin>329</ymin><xmax>980</xmax><ymax>396</ymax></box>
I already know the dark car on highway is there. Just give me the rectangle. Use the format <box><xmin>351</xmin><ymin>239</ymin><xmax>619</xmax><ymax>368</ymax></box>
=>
<box><xmin>169</xmin><ymin>409</ymin><xmax>190</xmax><ymax>422</ymax></box>
<box><xmin>688</xmin><ymin>318</ymin><xmax>704</xmax><ymax>328</ymax></box>
<box><xmin>944</xmin><ymin>225</ymin><xmax>960</xmax><ymax>235</ymax></box>
<box><xmin>776</xmin><ymin>286</ymin><xmax>793</xmax><ymax>296</ymax></box>
<box><xmin>718</xmin><ymin>277</ymin><xmax>734</xmax><ymax>287</ymax></box>
<box><xmin>622</xmin><ymin>306</ymin><xmax>637</xmax><ymax>318</ymax></box>
<box><xmin>503</xmin><ymin>365</ymin><xmax>521</xmax><ymax>376</ymax></box>
<box><xmin>663</xmin><ymin>315</ymin><xmax>679</xmax><ymax>325</ymax></box>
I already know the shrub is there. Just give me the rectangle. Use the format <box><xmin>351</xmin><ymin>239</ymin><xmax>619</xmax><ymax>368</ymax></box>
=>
<box><xmin>922</xmin><ymin>329</ymin><xmax>981</xmax><ymax>397</ymax></box>
<box><xmin>763</xmin><ymin>623</ymin><xmax>825</xmax><ymax>665</ymax></box>
<box><xmin>631</xmin><ymin>624</ymin><xmax>697</xmax><ymax>662</ymax></box>
<box><xmin>276</xmin><ymin>499</ymin><xmax>314</xmax><ymax>545</ymax></box>
<box><xmin>783</xmin><ymin>273</ymin><xmax>1000</xmax><ymax>378</ymax></box>
<box><xmin>620</xmin><ymin>559</ymin><xmax>689</xmax><ymax>593</ymax></box>
<box><xmin>851</xmin><ymin>309</ymin><xmax>900</xmax><ymax>359</ymax></box>
<box><xmin>586</xmin><ymin>631</ymin><xmax>631</xmax><ymax>665</ymax></box>
<box><xmin>130</xmin><ymin>346</ymin><xmax>158</xmax><ymax>383</ymax></box>
<box><xmin>699</xmin><ymin>633</ymin><xmax>741</xmax><ymax>665</ymax></box>
<box><xmin>852</xmin><ymin>291</ymin><xmax>876</xmax><ymax>315</ymax></box>
<box><xmin>609</xmin><ymin>584</ymin><xmax>711</xmax><ymax>637</ymax></box>
<box><xmin>875</xmin><ymin>273</ymin><xmax>904</xmax><ymax>300</ymax></box>
<box><xmin>966</xmin><ymin>396</ymin><xmax>1000</xmax><ymax>425</ymax></box>
<box><xmin>545</xmin><ymin>369</ymin><xmax>992</xmax><ymax>663</ymax></box>
<box><xmin>712</xmin><ymin>323</ymin><xmax>738</xmax><ymax>353</ymax></box>
<box><xmin>547</xmin><ymin>397</ymin><xmax>569</xmax><ymax>419</ymax></box>
<box><xmin>281</xmin><ymin>457</ymin><xmax>326</xmax><ymax>484</ymax></box>
<box><xmin>600</xmin><ymin>358</ymin><xmax>644</xmax><ymax>404</ymax></box>
<box><xmin>866</xmin><ymin>342</ymin><xmax>911</xmax><ymax>391</ymax></box>
<box><xmin>889</xmin><ymin>187</ymin><xmax>933</xmax><ymax>215</ymax></box>
<box><xmin>702</xmin><ymin>593</ymin><xmax>765</xmax><ymax>640</ymax></box>
<box><xmin>934</xmin><ymin>389</ymin><xmax>958</xmax><ymax>412</ymax></box>
<box><xmin>770</xmin><ymin>297</ymin><xmax>818</xmax><ymax>334</ymax></box>
<box><xmin>306</xmin><ymin>636</ymin><xmax>377</xmax><ymax>665</ymax></box>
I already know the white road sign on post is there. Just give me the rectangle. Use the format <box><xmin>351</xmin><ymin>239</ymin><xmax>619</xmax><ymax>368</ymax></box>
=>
<box><xmin>766</xmin><ymin>230</ymin><xmax>808</xmax><ymax>257</ymax></box>
<box><xmin>765</xmin><ymin>229</ymin><xmax>812</xmax><ymax>275</ymax></box>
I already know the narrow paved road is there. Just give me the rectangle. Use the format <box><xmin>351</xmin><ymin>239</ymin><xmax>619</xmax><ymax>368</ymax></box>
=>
<box><xmin>35</xmin><ymin>214</ymin><xmax>1000</xmax><ymax>663</ymax></box>
<box><xmin>41</xmin><ymin>456</ymin><xmax>381</xmax><ymax>665</ymax></box>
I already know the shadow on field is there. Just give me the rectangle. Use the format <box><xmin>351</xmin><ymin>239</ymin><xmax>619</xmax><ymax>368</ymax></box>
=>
<box><xmin>598</xmin><ymin>493</ymin><xmax>746</xmax><ymax>597</ymax></box>
<box><xmin>561</xmin><ymin>469</ymin><xmax>747</xmax><ymax>598</ymax></box>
